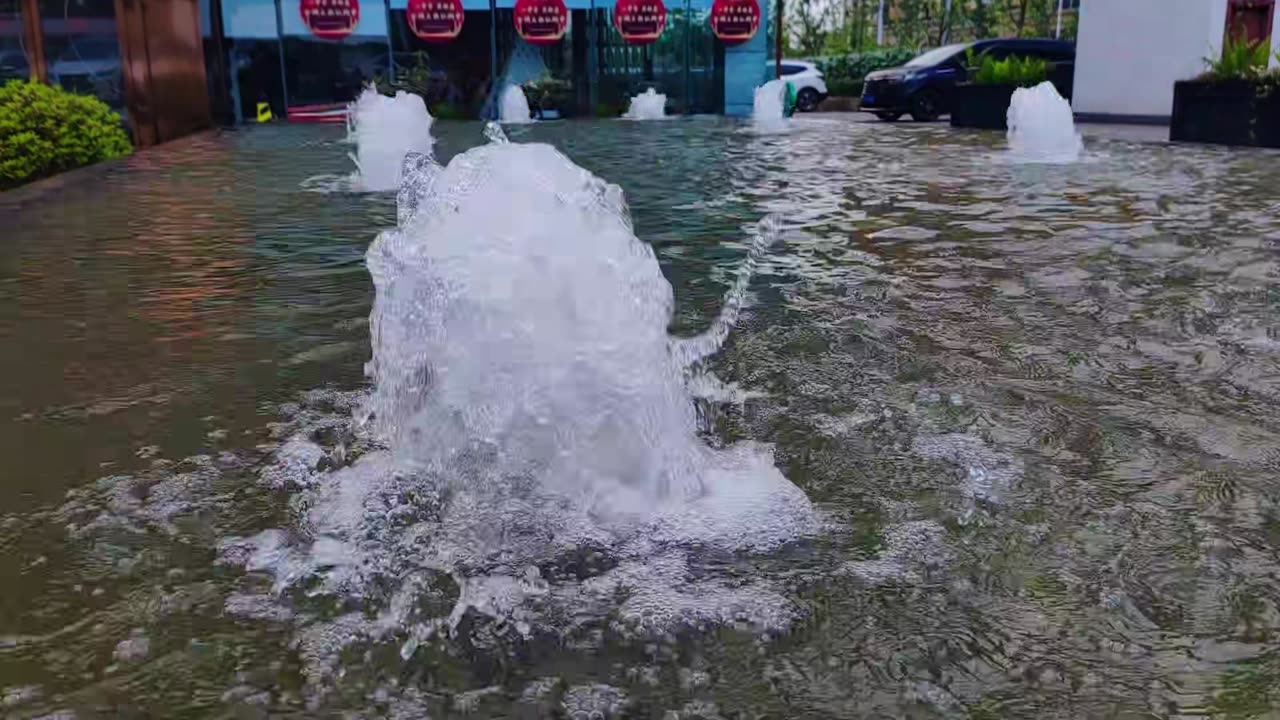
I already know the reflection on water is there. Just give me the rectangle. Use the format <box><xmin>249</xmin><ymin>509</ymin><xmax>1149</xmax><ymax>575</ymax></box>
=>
<box><xmin>3</xmin><ymin>118</ymin><xmax>1280</xmax><ymax>718</ymax></box>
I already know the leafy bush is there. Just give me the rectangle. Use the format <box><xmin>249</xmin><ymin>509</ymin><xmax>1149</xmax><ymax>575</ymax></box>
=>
<box><xmin>1200</xmin><ymin>36</ymin><xmax>1272</xmax><ymax>81</ymax></box>
<box><xmin>0</xmin><ymin>80</ymin><xmax>131</xmax><ymax>189</ymax></box>
<box><xmin>968</xmin><ymin>50</ymin><xmax>1047</xmax><ymax>87</ymax></box>
<box><xmin>813</xmin><ymin>47</ymin><xmax>919</xmax><ymax>88</ymax></box>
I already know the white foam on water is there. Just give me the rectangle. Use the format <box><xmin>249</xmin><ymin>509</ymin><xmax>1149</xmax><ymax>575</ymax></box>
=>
<box><xmin>1006</xmin><ymin>81</ymin><xmax>1082</xmax><ymax>164</ymax></box>
<box><xmin>223</xmin><ymin>123</ymin><xmax>819</xmax><ymax>694</ymax></box>
<box><xmin>752</xmin><ymin>79</ymin><xmax>789</xmax><ymax>133</ymax></box>
<box><xmin>622</xmin><ymin>88</ymin><xmax>668</xmax><ymax>120</ymax></box>
<box><xmin>347</xmin><ymin>86</ymin><xmax>436</xmax><ymax>192</ymax></box>
<box><xmin>499</xmin><ymin>84</ymin><xmax>534</xmax><ymax>124</ymax></box>
<box><xmin>299</xmin><ymin>86</ymin><xmax>435</xmax><ymax>193</ymax></box>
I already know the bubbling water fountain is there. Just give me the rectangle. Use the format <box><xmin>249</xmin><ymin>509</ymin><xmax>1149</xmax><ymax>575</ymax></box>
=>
<box><xmin>363</xmin><ymin>125</ymin><xmax>800</xmax><ymax>521</ymax></box>
<box><xmin>499</xmin><ymin>84</ymin><xmax>533</xmax><ymax>123</ymax></box>
<box><xmin>752</xmin><ymin>79</ymin><xmax>789</xmax><ymax>133</ymax></box>
<box><xmin>1006</xmin><ymin>81</ymin><xmax>1083</xmax><ymax>164</ymax></box>
<box><xmin>622</xmin><ymin>88</ymin><xmax>668</xmax><ymax>120</ymax></box>
<box><xmin>346</xmin><ymin>86</ymin><xmax>435</xmax><ymax>192</ymax></box>
<box><xmin>230</xmin><ymin>124</ymin><xmax>818</xmax><ymax>678</ymax></box>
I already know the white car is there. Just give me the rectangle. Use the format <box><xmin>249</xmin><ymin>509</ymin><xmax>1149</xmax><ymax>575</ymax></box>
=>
<box><xmin>767</xmin><ymin>60</ymin><xmax>828</xmax><ymax>112</ymax></box>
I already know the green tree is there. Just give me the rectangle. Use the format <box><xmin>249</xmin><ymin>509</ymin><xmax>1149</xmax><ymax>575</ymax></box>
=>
<box><xmin>1000</xmin><ymin>0</ymin><xmax>1030</xmax><ymax>36</ymax></box>
<box><xmin>1027</xmin><ymin>0</ymin><xmax>1057</xmax><ymax>37</ymax></box>
<box><xmin>789</xmin><ymin>0</ymin><xmax>830</xmax><ymax>56</ymax></box>
<box><xmin>961</xmin><ymin>0</ymin><xmax>995</xmax><ymax>39</ymax></box>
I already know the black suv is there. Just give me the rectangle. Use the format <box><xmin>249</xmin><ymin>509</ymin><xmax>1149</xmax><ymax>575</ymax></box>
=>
<box><xmin>860</xmin><ymin>38</ymin><xmax>1075</xmax><ymax>122</ymax></box>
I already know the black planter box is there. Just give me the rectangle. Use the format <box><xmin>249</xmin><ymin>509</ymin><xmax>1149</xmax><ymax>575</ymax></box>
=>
<box><xmin>1170</xmin><ymin>79</ymin><xmax>1280</xmax><ymax>147</ymax></box>
<box><xmin>950</xmin><ymin>83</ymin><xmax>1017</xmax><ymax>130</ymax></box>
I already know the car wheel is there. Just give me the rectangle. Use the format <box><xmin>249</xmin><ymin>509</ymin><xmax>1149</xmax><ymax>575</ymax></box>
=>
<box><xmin>875</xmin><ymin>112</ymin><xmax>902</xmax><ymax>121</ymax></box>
<box><xmin>796</xmin><ymin>88</ymin><xmax>820</xmax><ymax>112</ymax></box>
<box><xmin>910</xmin><ymin>90</ymin><xmax>941</xmax><ymax>122</ymax></box>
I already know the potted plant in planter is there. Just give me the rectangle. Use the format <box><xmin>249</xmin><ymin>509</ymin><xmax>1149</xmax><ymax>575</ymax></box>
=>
<box><xmin>1170</xmin><ymin>38</ymin><xmax>1280</xmax><ymax>147</ymax></box>
<box><xmin>950</xmin><ymin>52</ymin><xmax>1048</xmax><ymax>130</ymax></box>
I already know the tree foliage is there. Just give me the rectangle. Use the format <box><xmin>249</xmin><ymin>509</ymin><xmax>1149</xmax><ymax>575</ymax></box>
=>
<box><xmin>785</xmin><ymin>0</ymin><xmax>1077</xmax><ymax>58</ymax></box>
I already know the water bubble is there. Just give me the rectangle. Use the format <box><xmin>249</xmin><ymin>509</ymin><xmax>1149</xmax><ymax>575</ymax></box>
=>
<box><xmin>347</xmin><ymin>86</ymin><xmax>435</xmax><ymax>192</ymax></box>
<box><xmin>500</xmin><ymin>84</ymin><xmax>534</xmax><ymax>124</ymax></box>
<box><xmin>623</xmin><ymin>88</ymin><xmax>669</xmax><ymax>120</ymax></box>
<box><xmin>752</xmin><ymin>79</ymin><xmax>790</xmax><ymax>134</ymax></box>
<box><xmin>1007</xmin><ymin>81</ymin><xmax>1083</xmax><ymax>164</ymax></box>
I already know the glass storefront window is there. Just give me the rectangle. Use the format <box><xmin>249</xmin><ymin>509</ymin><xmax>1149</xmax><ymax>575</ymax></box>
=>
<box><xmin>493</xmin><ymin>7</ymin><xmax>586</xmax><ymax>119</ymax></box>
<box><xmin>39</xmin><ymin>0</ymin><xmax>124</xmax><ymax>108</ymax></box>
<box><xmin>278</xmin><ymin>0</ymin><xmax>391</xmax><ymax>112</ymax></box>
<box><xmin>594</xmin><ymin>2</ymin><xmax>720</xmax><ymax>115</ymax></box>
<box><xmin>193</xmin><ymin>0</ymin><xmax>734</xmax><ymax>123</ymax></box>
<box><xmin>1</xmin><ymin>0</ymin><xmax>30</xmax><ymax>82</ymax></box>
<box><xmin>229</xmin><ymin>39</ymin><xmax>285</xmax><ymax>121</ymax></box>
<box><xmin>219</xmin><ymin>0</ymin><xmax>285</xmax><ymax>122</ymax></box>
<box><xmin>389</xmin><ymin>9</ymin><xmax>493</xmax><ymax>118</ymax></box>
<box><xmin>282</xmin><ymin>37</ymin><xmax>390</xmax><ymax>108</ymax></box>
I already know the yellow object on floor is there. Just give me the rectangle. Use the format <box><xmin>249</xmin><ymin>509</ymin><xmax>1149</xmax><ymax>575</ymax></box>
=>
<box><xmin>256</xmin><ymin>102</ymin><xmax>273</xmax><ymax>123</ymax></box>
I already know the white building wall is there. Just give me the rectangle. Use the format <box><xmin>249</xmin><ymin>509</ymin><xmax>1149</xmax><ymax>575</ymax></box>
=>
<box><xmin>1272</xmin><ymin>3</ymin><xmax>1280</xmax><ymax>67</ymax></box>
<box><xmin>1070</xmin><ymin>0</ymin><xmax>1274</xmax><ymax>119</ymax></box>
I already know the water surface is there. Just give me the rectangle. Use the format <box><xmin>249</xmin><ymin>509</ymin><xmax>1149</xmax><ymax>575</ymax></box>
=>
<box><xmin>3</xmin><ymin>117</ymin><xmax>1280</xmax><ymax>718</ymax></box>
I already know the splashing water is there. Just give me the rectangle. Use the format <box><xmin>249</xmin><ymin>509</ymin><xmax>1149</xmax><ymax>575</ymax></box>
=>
<box><xmin>1006</xmin><ymin>81</ymin><xmax>1083</xmax><ymax>164</ymax></box>
<box><xmin>499</xmin><ymin>84</ymin><xmax>533</xmax><ymax>123</ymax></box>
<box><xmin>364</xmin><ymin>125</ymin><xmax>802</xmax><ymax>522</ymax></box>
<box><xmin>346</xmin><ymin>86</ymin><xmax>435</xmax><ymax>191</ymax></box>
<box><xmin>622</xmin><ymin>88</ymin><xmax>668</xmax><ymax>120</ymax></box>
<box><xmin>225</xmin><ymin>123</ymin><xmax>818</xmax><ymax>694</ymax></box>
<box><xmin>752</xmin><ymin>79</ymin><xmax>789</xmax><ymax>133</ymax></box>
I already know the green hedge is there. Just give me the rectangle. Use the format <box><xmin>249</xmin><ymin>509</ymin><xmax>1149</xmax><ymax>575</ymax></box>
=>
<box><xmin>0</xmin><ymin>80</ymin><xmax>132</xmax><ymax>189</ymax></box>
<box><xmin>812</xmin><ymin>48</ymin><xmax>919</xmax><ymax>95</ymax></box>
<box><xmin>826</xmin><ymin>79</ymin><xmax>864</xmax><ymax>98</ymax></box>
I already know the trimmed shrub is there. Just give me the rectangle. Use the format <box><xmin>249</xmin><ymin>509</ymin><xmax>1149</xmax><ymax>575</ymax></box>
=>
<box><xmin>0</xmin><ymin>80</ymin><xmax>131</xmax><ymax>189</ymax></box>
<box><xmin>826</xmin><ymin>79</ymin><xmax>863</xmax><ymax>98</ymax></box>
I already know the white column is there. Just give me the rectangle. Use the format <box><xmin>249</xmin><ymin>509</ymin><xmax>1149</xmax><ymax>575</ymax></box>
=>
<box><xmin>1055</xmin><ymin>0</ymin><xmax>1064</xmax><ymax>38</ymax></box>
<box><xmin>1272</xmin><ymin>0</ymin><xmax>1280</xmax><ymax>67</ymax></box>
<box><xmin>876</xmin><ymin>0</ymin><xmax>884</xmax><ymax>45</ymax></box>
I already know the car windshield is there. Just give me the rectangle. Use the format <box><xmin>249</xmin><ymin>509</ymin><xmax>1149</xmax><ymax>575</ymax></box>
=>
<box><xmin>904</xmin><ymin>43</ymin><xmax>970</xmax><ymax>68</ymax></box>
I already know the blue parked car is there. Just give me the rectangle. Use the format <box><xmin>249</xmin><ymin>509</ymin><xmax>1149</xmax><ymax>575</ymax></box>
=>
<box><xmin>861</xmin><ymin>38</ymin><xmax>1075</xmax><ymax>122</ymax></box>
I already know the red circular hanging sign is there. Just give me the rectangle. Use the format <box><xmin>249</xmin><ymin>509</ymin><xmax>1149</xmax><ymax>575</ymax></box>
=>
<box><xmin>513</xmin><ymin>0</ymin><xmax>568</xmax><ymax>45</ymax></box>
<box><xmin>300</xmin><ymin>0</ymin><xmax>360</xmax><ymax>40</ymax></box>
<box><xmin>709</xmin><ymin>0</ymin><xmax>759</xmax><ymax>45</ymax></box>
<box><xmin>407</xmin><ymin>0</ymin><xmax>464</xmax><ymax>41</ymax></box>
<box><xmin>614</xmin><ymin>0</ymin><xmax>666</xmax><ymax>45</ymax></box>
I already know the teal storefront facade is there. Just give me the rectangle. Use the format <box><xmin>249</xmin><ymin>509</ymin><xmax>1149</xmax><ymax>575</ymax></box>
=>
<box><xmin>200</xmin><ymin>0</ymin><xmax>769</xmax><ymax>123</ymax></box>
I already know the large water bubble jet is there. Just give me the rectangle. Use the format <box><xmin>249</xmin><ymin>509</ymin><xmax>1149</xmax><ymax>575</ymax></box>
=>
<box><xmin>346</xmin><ymin>86</ymin><xmax>435</xmax><ymax>191</ymax></box>
<box><xmin>499</xmin><ymin>84</ymin><xmax>534</xmax><ymax>124</ymax></box>
<box><xmin>231</xmin><ymin>124</ymin><xmax>818</xmax><ymax>692</ymax></box>
<box><xmin>1006</xmin><ymin>81</ymin><xmax>1083</xmax><ymax>164</ymax></box>
<box><xmin>752</xmin><ymin>79</ymin><xmax>790</xmax><ymax>133</ymax></box>
<box><xmin>622</xmin><ymin>88</ymin><xmax>668</xmax><ymax>120</ymax></box>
